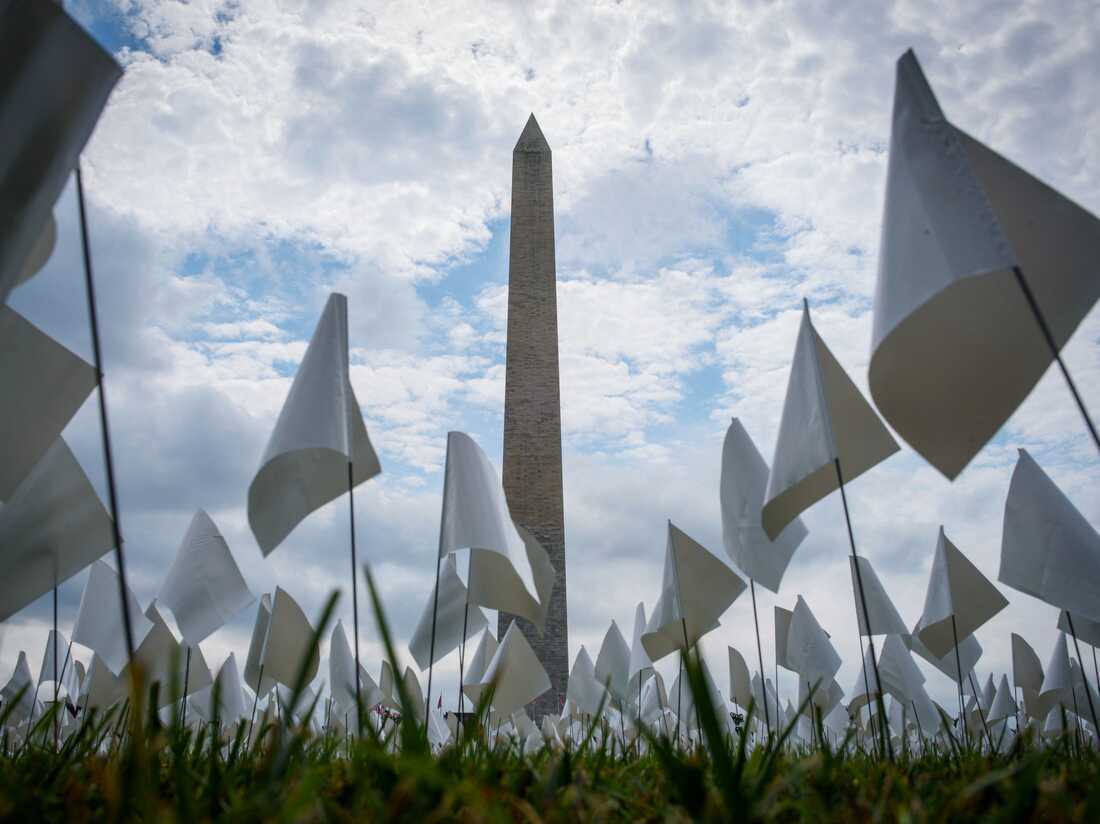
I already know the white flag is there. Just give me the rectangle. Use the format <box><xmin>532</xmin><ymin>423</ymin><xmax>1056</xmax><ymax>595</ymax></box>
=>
<box><xmin>871</xmin><ymin>50</ymin><xmax>1100</xmax><ymax>479</ymax></box>
<box><xmin>594</xmin><ymin>621</ymin><xmax>630</xmax><ymax>704</ymax></box>
<box><xmin>785</xmin><ymin>595</ymin><xmax>841</xmax><ymax>689</ymax></box>
<box><xmin>158</xmin><ymin>510</ymin><xmax>255</xmax><ymax>645</ymax></box>
<box><xmin>627</xmin><ymin>602</ymin><xmax>652</xmax><ymax>689</ymax></box>
<box><xmin>244</xmin><ymin>593</ymin><xmax>273</xmax><ymax>695</ymax></box>
<box><xmin>461</xmin><ymin>629</ymin><xmax>499</xmax><ymax>708</ymax></box>
<box><xmin>1011</xmin><ymin>632</ymin><xmax>1043</xmax><ymax>718</ymax></box>
<box><xmin>1</xmin><ymin>651</ymin><xmax>37</xmax><ymax>723</ymax></box>
<box><xmin>440</xmin><ymin>432</ymin><xmax>552</xmax><ymax>627</ymax></box>
<box><xmin>876</xmin><ymin>634</ymin><xmax>926</xmax><ymax>702</ymax></box>
<box><xmin>37</xmin><ymin>629</ymin><xmax>77</xmax><ymax>699</ymax></box>
<box><xmin>0</xmin><ymin>0</ymin><xmax>121</xmax><ymax>305</ymax></box>
<box><xmin>0</xmin><ymin>438</ymin><xmax>114</xmax><ymax>622</ymax></box>
<box><xmin>72</xmin><ymin>560</ymin><xmax>154</xmax><ymax>676</ymax></box>
<box><xmin>720</xmin><ymin>418</ymin><xmax>807</xmax><ymax>592</ymax></box>
<box><xmin>248</xmin><ymin>587</ymin><xmax>319</xmax><ymax>693</ymax></box>
<box><xmin>1057</xmin><ymin>610</ymin><xmax>1100</xmax><ymax>648</ymax></box>
<box><xmin>402</xmin><ymin>666</ymin><xmax>425</xmax><ymax>722</ymax></box>
<box><xmin>641</xmin><ymin>522</ymin><xmax>746</xmax><ymax>661</ymax></box>
<box><xmin>907</xmin><ymin>630</ymin><xmax>983</xmax><ymax>684</ymax></box>
<box><xmin>774</xmin><ymin>605</ymin><xmax>794</xmax><ymax>671</ymax></box>
<box><xmin>118</xmin><ymin>602</ymin><xmax>212</xmax><ymax>709</ymax></box>
<box><xmin>988</xmin><ymin>674</ymin><xmax>1017</xmax><ymax>723</ymax></box>
<box><xmin>408</xmin><ymin>553</ymin><xmax>488</xmax><ymax>670</ymax></box>
<box><xmin>478</xmin><ymin>620</ymin><xmax>551</xmax><ymax>717</ymax></box>
<box><xmin>0</xmin><ymin>307</ymin><xmax>95</xmax><ymax>499</ymax></box>
<box><xmin>727</xmin><ymin>646</ymin><xmax>754</xmax><ymax>710</ymax></box>
<box><xmin>762</xmin><ymin>302</ymin><xmax>898</xmax><ymax>540</ymax></box>
<box><xmin>328</xmin><ymin>620</ymin><xmax>378</xmax><ymax>721</ymax></box>
<box><xmin>1039</xmin><ymin>633</ymin><xmax>1073</xmax><ymax>715</ymax></box>
<box><xmin>850</xmin><ymin>556</ymin><xmax>909</xmax><ymax>637</ymax></box>
<box><xmin>1000</xmin><ymin>449</ymin><xmax>1100</xmax><ymax>624</ymax></box>
<box><xmin>248</xmin><ymin>293</ymin><xmax>381</xmax><ymax>555</ymax></box>
<box><xmin>79</xmin><ymin>653</ymin><xmax>122</xmax><ymax>712</ymax></box>
<box><xmin>914</xmin><ymin>526</ymin><xmax>1007</xmax><ymax>659</ymax></box>
<box><xmin>566</xmin><ymin>647</ymin><xmax>603</xmax><ymax>717</ymax></box>
<box><xmin>190</xmin><ymin>653</ymin><xmax>247</xmax><ymax>725</ymax></box>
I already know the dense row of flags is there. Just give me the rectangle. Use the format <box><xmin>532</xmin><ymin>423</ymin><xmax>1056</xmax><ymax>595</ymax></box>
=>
<box><xmin>1</xmin><ymin>5</ymin><xmax>1098</xmax><ymax>755</ymax></box>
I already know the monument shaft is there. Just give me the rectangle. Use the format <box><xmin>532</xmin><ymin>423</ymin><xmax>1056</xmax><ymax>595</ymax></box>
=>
<box><xmin>499</xmin><ymin>116</ymin><xmax>568</xmax><ymax>717</ymax></box>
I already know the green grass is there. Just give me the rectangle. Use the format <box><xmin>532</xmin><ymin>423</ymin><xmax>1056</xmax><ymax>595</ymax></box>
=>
<box><xmin>2</xmin><ymin>588</ymin><xmax>1097</xmax><ymax>821</ymax></box>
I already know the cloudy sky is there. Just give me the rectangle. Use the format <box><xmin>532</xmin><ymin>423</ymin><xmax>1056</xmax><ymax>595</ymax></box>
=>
<box><xmin>6</xmin><ymin>0</ymin><xmax>1100</xmax><ymax>714</ymax></box>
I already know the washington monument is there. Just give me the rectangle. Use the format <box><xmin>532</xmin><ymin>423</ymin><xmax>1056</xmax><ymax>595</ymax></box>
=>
<box><xmin>499</xmin><ymin>114</ymin><xmax>568</xmax><ymax>716</ymax></box>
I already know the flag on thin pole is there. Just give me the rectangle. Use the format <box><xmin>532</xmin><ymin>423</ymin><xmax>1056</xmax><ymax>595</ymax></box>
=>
<box><xmin>248</xmin><ymin>293</ymin><xmax>380</xmax><ymax>554</ymax></box>
<box><xmin>157</xmin><ymin>510</ymin><xmax>255</xmax><ymax>645</ymax></box>
<box><xmin>871</xmin><ymin>50</ymin><xmax>1100</xmax><ymax>477</ymax></box>
<box><xmin>247</xmin><ymin>292</ymin><xmax>380</xmax><ymax>726</ymax></box>
<box><xmin>0</xmin><ymin>0</ymin><xmax>121</xmax><ymax>305</ymax></box>
<box><xmin>914</xmin><ymin>526</ymin><xmax>1007</xmax><ymax>659</ymax></box>
<box><xmin>0</xmin><ymin>307</ymin><xmax>96</xmax><ymax>499</ymax></box>
<box><xmin>1000</xmin><ymin>449</ymin><xmax>1100</xmax><ymax>624</ymax></box>
<box><xmin>0</xmin><ymin>437</ymin><xmax>113</xmax><ymax>622</ymax></box>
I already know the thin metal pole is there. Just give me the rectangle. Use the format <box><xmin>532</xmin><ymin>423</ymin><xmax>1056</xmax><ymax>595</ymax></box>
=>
<box><xmin>456</xmin><ymin>556</ymin><xmax>473</xmax><ymax>737</ymax></box>
<box><xmin>180</xmin><ymin>646</ymin><xmax>192</xmax><ymax>729</ymax></box>
<box><xmin>675</xmin><ymin>652</ymin><xmax>684</xmax><ymax>744</ymax></box>
<box><xmin>346</xmin><ymin>461</ymin><xmax>363</xmax><ymax>733</ymax></box>
<box><xmin>1065</xmin><ymin>613</ymin><xmax>1100</xmax><ymax>735</ymax></box>
<box><xmin>1012</xmin><ymin>266</ymin><xmax>1100</xmax><ymax>454</ymax></box>
<box><xmin>951</xmin><ymin>615</ymin><xmax>969</xmax><ymax>749</ymax></box>
<box><xmin>853</xmin><ymin>618</ymin><xmax>876</xmax><ymax>753</ymax></box>
<box><xmin>679</xmin><ymin>617</ymin><xmax>699</xmax><ymax>738</ymax></box>
<box><xmin>52</xmin><ymin>585</ymin><xmax>58</xmax><ymax>743</ymax></box>
<box><xmin>912</xmin><ymin>700</ymin><xmax>926</xmax><ymax>755</ymax></box>
<box><xmin>1093</xmin><ymin>646</ymin><xmax>1099</xmax><ymax>702</ymax></box>
<box><xmin>75</xmin><ymin>165</ymin><xmax>136</xmax><ymax>667</ymax></box>
<box><xmin>247</xmin><ymin>664</ymin><xmax>264</xmax><ymax>742</ymax></box>
<box><xmin>424</xmin><ymin>441</ymin><xmax>452</xmax><ymax>721</ymax></box>
<box><xmin>835</xmin><ymin>459</ymin><xmax>893</xmax><ymax>761</ymax></box>
<box><xmin>749</xmin><ymin>580</ymin><xmax>771</xmax><ymax>736</ymax></box>
<box><xmin>967</xmin><ymin>671</ymin><xmax>994</xmax><ymax>752</ymax></box>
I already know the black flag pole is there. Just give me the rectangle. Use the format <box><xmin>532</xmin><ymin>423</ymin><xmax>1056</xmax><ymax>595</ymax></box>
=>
<box><xmin>835</xmin><ymin>458</ymin><xmax>893</xmax><ymax>761</ymax></box>
<box><xmin>748</xmin><ymin>580</ymin><xmax>771</xmax><ymax>737</ymax></box>
<box><xmin>950</xmin><ymin>615</ymin><xmax>969</xmax><ymax>749</ymax></box>
<box><xmin>51</xmin><ymin>585</ymin><xmax>58</xmax><ymax>743</ymax></box>
<box><xmin>180</xmin><ymin>645</ymin><xmax>192</xmax><ymax>729</ymax></box>
<box><xmin>76</xmin><ymin>165</ymin><xmax>136</xmax><ymax>670</ymax></box>
<box><xmin>1012</xmin><ymin>266</ymin><xmax>1100</xmax><ymax>455</ymax></box>
<box><xmin>455</xmin><ymin>555</ymin><xmax>476</xmax><ymax>737</ymax></box>
<box><xmin>346</xmin><ymin>461</ymin><xmax>363</xmax><ymax>734</ymax></box>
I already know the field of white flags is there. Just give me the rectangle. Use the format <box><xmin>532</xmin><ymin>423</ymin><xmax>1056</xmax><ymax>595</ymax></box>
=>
<box><xmin>3</xmin><ymin>1</ymin><xmax>1100</xmax><ymax>821</ymax></box>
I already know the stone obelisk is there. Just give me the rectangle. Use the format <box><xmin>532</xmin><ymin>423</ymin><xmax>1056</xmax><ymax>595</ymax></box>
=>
<box><xmin>499</xmin><ymin>114</ymin><xmax>568</xmax><ymax>717</ymax></box>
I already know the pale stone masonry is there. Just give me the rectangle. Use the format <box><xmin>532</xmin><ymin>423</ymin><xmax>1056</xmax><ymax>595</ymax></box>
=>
<box><xmin>498</xmin><ymin>115</ymin><xmax>568</xmax><ymax>718</ymax></box>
